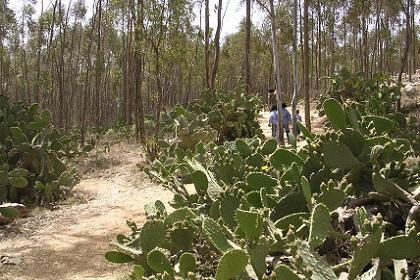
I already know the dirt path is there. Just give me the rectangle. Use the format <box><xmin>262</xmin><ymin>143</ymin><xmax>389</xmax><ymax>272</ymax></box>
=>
<box><xmin>0</xmin><ymin>143</ymin><xmax>172</xmax><ymax>280</ymax></box>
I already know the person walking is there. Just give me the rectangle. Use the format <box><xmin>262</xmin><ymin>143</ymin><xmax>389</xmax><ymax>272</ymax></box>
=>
<box><xmin>281</xmin><ymin>103</ymin><xmax>292</xmax><ymax>143</ymax></box>
<box><xmin>268</xmin><ymin>104</ymin><xmax>278</xmax><ymax>138</ymax></box>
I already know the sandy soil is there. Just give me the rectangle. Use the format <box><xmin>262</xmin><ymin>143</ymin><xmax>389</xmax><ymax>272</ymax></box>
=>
<box><xmin>0</xmin><ymin>143</ymin><xmax>172</xmax><ymax>280</ymax></box>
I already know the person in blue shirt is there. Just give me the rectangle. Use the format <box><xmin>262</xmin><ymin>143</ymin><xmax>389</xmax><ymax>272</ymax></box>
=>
<box><xmin>281</xmin><ymin>103</ymin><xmax>291</xmax><ymax>143</ymax></box>
<box><xmin>268</xmin><ymin>104</ymin><xmax>278</xmax><ymax>138</ymax></box>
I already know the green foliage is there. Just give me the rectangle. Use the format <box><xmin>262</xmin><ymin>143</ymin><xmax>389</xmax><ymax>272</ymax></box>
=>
<box><xmin>109</xmin><ymin>74</ymin><xmax>420</xmax><ymax>279</ymax></box>
<box><xmin>308</xmin><ymin>204</ymin><xmax>331</xmax><ymax>248</ymax></box>
<box><xmin>0</xmin><ymin>96</ymin><xmax>80</xmax><ymax>205</ymax></box>
<box><xmin>215</xmin><ymin>249</ymin><xmax>249</xmax><ymax>280</ymax></box>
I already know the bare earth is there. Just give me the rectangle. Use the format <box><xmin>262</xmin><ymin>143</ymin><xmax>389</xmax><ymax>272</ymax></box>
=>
<box><xmin>0</xmin><ymin>143</ymin><xmax>172</xmax><ymax>280</ymax></box>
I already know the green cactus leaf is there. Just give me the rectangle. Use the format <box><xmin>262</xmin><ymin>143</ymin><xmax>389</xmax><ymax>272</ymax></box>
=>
<box><xmin>249</xmin><ymin>237</ymin><xmax>271</xmax><ymax>278</ymax></box>
<box><xmin>203</xmin><ymin>217</ymin><xmax>233</xmax><ymax>253</ymax></box>
<box><xmin>364</xmin><ymin>115</ymin><xmax>394</xmax><ymax>134</ymax></box>
<box><xmin>179</xmin><ymin>253</ymin><xmax>196</xmax><ymax>277</ymax></box>
<box><xmin>317</xmin><ymin>188</ymin><xmax>345</xmax><ymax>211</ymax></box>
<box><xmin>348</xmin><ymin>227</ymin><xmax>382</xmax><ymax>280</ymax></box>
<box><xmin>144</xmin><ymin>200</ymin><xmax>167</xmax><ymax>219</ymax></box>
<box><xmin>275</xmin><ymin>264</ymin><xmax>301</xmax><ymax>280</ymax></box>
<box><xmin>246</xmin><ymin>172</ymin><xmax>278</xmax><ymax>191</ymax></box>
<box><xmin>270</xmin><ymin>149</ymin><xmax>304</xmax><ymax>170</ymax></box>
<box><xmin>297</xmin><ymin>121</ymin><xmax>315</xmax><ymax>140</ymax></box>
<box><xmin>191</xmin><ymin>170</ymin><xmax>208</xmax><ymax>195</ymax></box>
<box><xmin>301</xmin><ymin>176</ymin><xmax>312</xmax><ymax>206</ymax></box>
<box><xmin>322</xmin><ymin>142</ymin><xmax>360</xmax><ymax>170</ymax></box>
<box><xmin>235</xmin><ymin>139</ymin><xmax>253</xmax><ymax>158</ymax></box>
<box><xmin>260</xmin><ymin>138</ymin><xmax>278</xmax><ymax>155</ymax></box>
<box><xmin>130</xmin><ymin>265</ymin><xmax>145</xmax><ymax>279</ymax></box>
<box><xmin>105</xmin><ymin>250</ymin><xmax>134</xmax><ymax>263</ymax></box>
<box><xmin>8</xmin><ymin>177</ymin><xmax>28</xmax><ymax>188</ymax></box>
<box><xmin>9</xmin><ymin>168</ymin><xmax>29</xmax><ymax>178</ymax></box>
<box><xmin>10</xmin><ymin>127</ymin><xmax>29</xmax><ymax>144</ymax></box>
<box><xmin>164</xmin><ymin>207</ymin><xmax>196</xmax><ymax>226</ymax></box>
<box><xmin>147</xmin><ymin>248</ymin><xmax>174</xmax><ymax>276</ymax></box>
<box><xmin>376</xmin><ymin>236</ymin><xmax>420</xmax><ymax>260</ymax></box>
<box><xmin>295</xmin><ymin>240</ymin><xmax>337</xmax><ymax>280</ymax></box>
<box><xmin>185</xmin><ymin>157</ymin><xmax>223</xmax><ymax>200</ymax></box>
<box><xmin>270</xmin><ymin>192</ymin><xmax>308</xmax><ymax>222</ymax></box>
<box><xmin>0</xmin><ymin>206</ymin><xmax>19</xmax><ymax>218</ymax></box>
<box><xmin>246</xmin><ymin>191</ymin><xmax>262</xmax><ymax>208</ymax></box>
<box><xmin>220</xmin><ymin>194</ymin><xmax>241</xmax><ymax>229</ymax></box>
<box><xmin>215</xmin><ymin>249</ymin><xmax>249</xmax><ymax>280</ymax></box>
<box><xmin>40</xmin><ymin>110</ymin><xmax>51</xmax><ymax>125</ymax></box>
<box><xmin>274</xmin><ymin>212</ymin><xmax>310</xmax><ymax>232</ymax></box>
<box><xmin>236</xmin><ymin>209</ymin><xmax>264</xmax><ymax>241</ymax></box>
<box><xmin>57</xmin><ymin>171</ymin><xmax>74</xmax><ymax>187</ymax></box>
<box><xmin>341</xmin><ymin>129</ymin><xmax>365</xmax><ymax>157</ymax></box>
<box><xmin>354</xmin><ymin>207</ymin><xmax>369</xmax><ymax>235</ymax></box>
<box><xmin>309</xmin><ymin>204</ymin><xmax>331</xmax><ymax>248</ymax></box>
<box><xmin>260</xmin><ymin>188</ymin><xmax>269</xmax><ymax>208</ymax></box>
<box><xmin>0</xmin><ymin>170</ymin><xmax>9</xmax><ymax>183</ymax></box>
<box><xmin>372</xmin><ymin>173</ymin><xmax>410</xmax><ymax>203</ymax></box>
<box><xmin>323</xmin><ymin>98</ymin><xmax>347</xmax><ymax>130</ymax></box>
<box><xmin>246</xmin><ymin>153</ymin><xmax>265</xmax><ymax>168</ymax></box>
<box><xmin>139</xmin><ymin>220</ymin><xmax>167</xmax><ymax>252</ymax></box>
<box><xmin>170</xmin><ymin>227</ymin><xmax>194</xmax><ymax>251</ymax></box>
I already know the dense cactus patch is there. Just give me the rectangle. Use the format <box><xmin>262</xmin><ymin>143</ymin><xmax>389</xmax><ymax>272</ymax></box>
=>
<box><xmin>107</xmin><ymin>76</ymin><xmax>420</xmax><ymax>279</ymax></box>
<box><xmin>0</xmin><ymin>96</ymin><xmax>81</xmax><ymax>209</ymax></box>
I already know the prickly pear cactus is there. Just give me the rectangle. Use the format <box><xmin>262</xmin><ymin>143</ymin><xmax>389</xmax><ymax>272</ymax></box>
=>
<box><xmin>147</xmin><ymin>248</ymin><xmax>174</xmax><ymax>276</ymax></box>
<box><xmin>179</xmin><ymin>252</ymin><xmax>196</xmax><ymax>277</ymax></box>
<box><xmin>348</xmin><ymin>226</ymin><xmax>382</xmax><ymax>280</ymax></box>
<box><xmin>215</xmin><ymin>249</ymin><xmax>249</xmax><ymax>280</ymax></box>
<box><xmin>308</xmin><ymin>203</ymin><xmax>331</xmax><ymax>248</ymax></box>
<box><xmin>270</xmin><ymin>149</ymin><xmax>304</xmax><ymax>170</ymax></box>
<box><xmin>322</xmin><ymin>142</ymin><xmax>360</xmax><ymax>170</ymax></box>
<box><xmin>202</xmin><ymin>217</ymin><xmax>233</xmax><ymax>253</ymax></box>
<box><xmin>275</xmin><ymin>264</ymin><xmax>302</xmax><ymax>280</ymax></box>
<box><xmin>323</xmin><ymin>98</ymin><xmax>347</xmax><ymax>130</ymax></box>
<box><xmin>140</xmin><ymin>220</ymin><xmax>167</xmax><ymax>252</ymax></box>
<box><xmin>235</xmin><ymin>209</ymin><xmax>264</xmax><ymax>241</ymax></box>
<box><xmin>376</xmin><ymin>236</ymin><xmax>420</xmax><ymax>260</ymax></box>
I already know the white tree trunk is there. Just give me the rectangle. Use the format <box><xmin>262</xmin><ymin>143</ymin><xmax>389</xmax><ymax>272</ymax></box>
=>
<box><xmin>268</xmin><ymin>0</ymin><xmax>284</xmax><ymax>145</ymax></box>
<box><xmin>291</xmin><ymin>0</ymin><xmax>298</xmax><ymax>136</ymax></box>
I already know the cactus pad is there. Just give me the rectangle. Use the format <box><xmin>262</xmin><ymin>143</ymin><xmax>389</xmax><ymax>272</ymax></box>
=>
<box><xmin>376</xmin><ymin>236</ymin><xmax>420</xmax><ymax>260</ymax></box>
<box><xmin>270</xmin><ymin>149</ymin><xmax>304</xmax><ymax>170</ymax></box>
<box><xmin>235</xmin><ymin>209</ymin><xmax>264</xmax><ymax>241</ymax></box>
<box><xmin>139</xmin><ymin>220</ymin><xmax>167</xmax><ymax>252</ymax></box>
<box><xmin>215</xmin><ymin>249</ymin><xmax>249</xmax><ymax>280</ymax></box>
<box><xmin>275</xmin><ymin>264</ymin><xmax>301</xmax><ymax>280</ymax></box>
<box><xmin>309</xmin><ymin>204</ymin><xmax>331</xmax><ymax>248</ymax></box>
<box><xmin>323</xmin><ymin>98</ymin><xmax>347</xmax><ymax>130</ymax></box>
<box><xmin>147</xmin><ymin>248</ymin><xmax>174</xmax><ymax>276</ymax></box>
<box><xmin>179</xmin><ymin>252</ymin><xmax>196</xmax><ymax>277</ymax></box>
<box><xmin>246</xmin><ymin>172</ymin><xmax>278</xmax><ymax>191</ymax></box>
<box><xmin>203</xmin><ymin>217</ymin><xmax>233</xmax><ymax>253</ymax></box>
<box><xmin>260</xmin><ymin>138</ymin><xmax>278</xmax><ymax>155</ymax></box>
<box><xmin>322</xmin><ymin>142</ymin><xmax>360</xmax><ymax>170</ymax></box>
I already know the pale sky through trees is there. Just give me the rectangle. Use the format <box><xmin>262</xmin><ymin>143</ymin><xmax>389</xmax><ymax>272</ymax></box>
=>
<box><xmin>10</xmin><ymin>0</ymin><xmax>265</xmax><ymax>39</ymax></box>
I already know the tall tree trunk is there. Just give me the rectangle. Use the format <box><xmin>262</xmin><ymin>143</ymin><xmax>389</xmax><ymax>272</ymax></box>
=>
<box><xmin>245</xmin><ymin>0</ymin><xmax>251</xmax><ymax>94</ymax></box>
<box><xmin>204</xmin><ymin>0</ymin><xmax>210</xmax><ymax>90</ymax></box>
<box><xmin>303</xmin><ymin>0</ymin><xmax>311</xmax><ymax>131</ymax></box>
<box><xmin>133</xmin><ymin>0</ymin><xmax>146</xmax><ymax>143</ymax></box>
<box><xmin>397</xmin><ymin>0</ymin><xmax>412</xmax><ymax>110</ymax></box>
<box><xmin>94</xmin><ymin>0</ymin><xmax>103</xmax><ymax>131</ymax></box>
<box><xmin>210</xmin><ymin>0</ymin><xmax>223</xmax><ymax>92</ymax></box>
<box><xmin>268</xmin><ymin>0</ymin><xmax>284</xmax><ymax>145</ymax></box>
<box><xmin>291</xmin><ymin>0</ymin><xmax>298</xmax><ymax>136</ymax></box>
